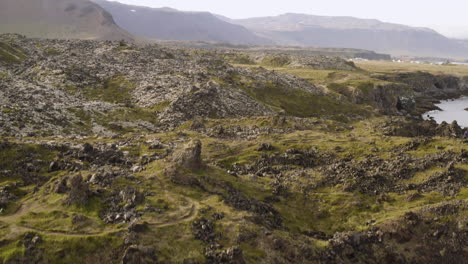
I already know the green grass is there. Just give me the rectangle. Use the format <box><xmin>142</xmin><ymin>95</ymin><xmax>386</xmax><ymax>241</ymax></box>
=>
<box><xmin>138</xmin><ymin>223</ymin><xmax>205</xmax><ymax>263</ymax></box>
<box><xmin>0</xmin><ymin>221</ymin><xmax>10</xmax><ymax>238</ymax></box>
<box><xmin>224</xmin><ymin>54</ymin><xmax>256</xmax><ymax>65</ymax></box>
<box><xmin>66</xmin><ymin>75</ymin><xmax>136</xmax><ymax>105</ymax></box>
<box><xmin>44</xmin><ymin>48</ymin><xmax>60</xmax><ymax>56</ymax></box>
<box><xmin>261</xmin><ymin>56</ymin><xmax>291</xmax><ymax>67</ymax></box>
<box><xmin>0</xmin><ymin>240</ymin><xmax>25</xmax><ymax>263</ymax></box>
<box><xmin>0</xmin><ymin>42</ymin><xmax>27</xmax><ymax>64</ymax></box>
<box><xmin>88</xmin><ymin>75</ymin><xmax>136</xmax><ymax>104</ymax></box>
<box><xmin>19</xmin><ymin>208</ymin><xmax>105</xmax><ymax>234</ymax></box>
<box><xmin>0</xmin><ymin>143</ymin><xmax>56</xmax><ymax>173</ymax></box>
<box><xmin>68</xmin><ymin>106</ymin><xmax>161</xmax><ymax>134</ymax></box>
<box><xmin>39</xmin><ymin>234</ymin><xmax>122</xmax><ymax>264</ymax></box>
<box><xmin>215</xmin><ymin>73</ymin><xmax>372</xmax><ymax>121</ymax></box>
<box><xmin>356</xmin><ymin>60</ymin><xmax>468</xmax><ymax>76</ymax></box>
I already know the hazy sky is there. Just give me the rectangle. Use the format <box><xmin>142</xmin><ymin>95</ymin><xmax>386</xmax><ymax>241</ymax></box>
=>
<box><xmin>113</xmin><ymin>0</ymin><xmax>468</xmax><ymax>38</ymax></box>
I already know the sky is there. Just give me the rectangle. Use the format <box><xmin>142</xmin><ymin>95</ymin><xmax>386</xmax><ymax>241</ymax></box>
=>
<box><xmin>112</xmin><ymin>0</ymin><xmax>468</xmax><ymax>39</ymax></box>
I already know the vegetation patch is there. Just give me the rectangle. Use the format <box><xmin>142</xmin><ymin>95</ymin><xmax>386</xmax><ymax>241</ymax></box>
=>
<box><xmin>261</xmin><ymin>56</ymin><xmax>291</xmax><ymax>67</ymax></box>
<box><xmin>66</xmin><ymin>76</ymin><xmax>137</xmax><ymax>105</ymax></box>
<box><xmin>0</xmin><ymin>143</ymin><xmax>56</xmax><ymax>175</ymax></box>
<box><xmin>44</xmin><ymin>48</ymin><xmax>60</xmax><ymax>56</ymax></box>
<box><xmin>240</xmin><ymin>79</ymin><xmax>371</xmax><ymax>119</ymax></box>
<box><xmin>0</xmin><ymin>42</ymin><xmax>27</xmax><ymax>64</ymax></box>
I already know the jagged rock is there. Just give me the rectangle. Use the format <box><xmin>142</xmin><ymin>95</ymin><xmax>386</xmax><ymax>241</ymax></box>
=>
<box><xmin>48</xmin><ymin>160</ymin><xmax>61</xmax><ymax>172</ymax></box>
<box><xmin>223</xmin><ymin>187</ymin><xmax>282</xmax><ymax>229</ymax></box>
<box><xmin>231</xmin><ymin>147</ymin><xmax>330</xmax><ymax>176</ymax></box>
<box><xmin>436</xmin><ymin>121</ymin><xmax>463</xmax><ymax>138</ymax></box>
<box><xmin>205</xmin><ymin>246</ymin><xmax>246</xmax><ymax>264</ymax></box>
<box><xmin>158</xmin><ymin>81</ymin><xmax>274</xmax><ymax>128</ymax></box>
<box><xmin>319</xmin><ymin>150</ymin><xmax>466</xmax><ymax>195</ymax></box>
<box><xmin>147</xmin><ymin>141</ymin><xmax>165</xmax><ymax>150</ymax></box>
<box><xmin>257</xmin><ymin>143</ymin><xmax>274</xmax><ymax>151</ymax></box>
<box><xmin>19</xmin><ymin>232</ymin><xmax>44</xmax><ymax>263</ymax></box>
<box><xmin>102</xmin><ymin>188</ymin><xmax>143</xmax><ymax>224</ymax></box>
<box><xmin>172</xmin><ymin>140</ymin><xmax>203</xmax><ymax>171</ymax></box>
<box><xmin>0</xmin><ymin>186</ymin><xmax>17</xmax><ymax>209</ymax></box>
<box><xmin>128</xmin><ymin>222</ymin><xmax>148</xmax><ymax>233</ymax></box>
<box><xmin>64</xmin><ymin>174</ymin><xmax>89</xmax><ymax>206</ymax></box>
<box><xmin>212</xmin><ymin>213</ymin><xmax>225</xmax><ymax>221</ymax></box>
<box><xmin>122</xmin><ymin>245</ymin><xmax>158</xmax><ymax>264</ymax></box>
<box><xmin>254</xmin><ymin>53</ymin><xmax>359</xmax><ymax>71</ymax></box>
<box><xmin>192</xmin><ymin>218</ymin><xmax>217</xmax><ymax>243</ymax></box>
<box><xmin>54</xmin><ymin>176</ymin><xmax>69</xmax><ymax>194</ymax></box>
<box><xmin>83</xmin><ymin>143</ymin><xmax>94</xmax><ymax>153</ymax></box>
<box><xmin>130</xmin><ymin>165</ymin><xmax>144</xmax><ymax>173</ymax></box>
<box><xmin>88</xmin><ymin>166</ymin><xmax>128</xmax><ymax>187</ymax></box>
<box><xmin>119</xmin><ymin>187</ymin><xmax>143</xmax><ymax>208</ymax></box>
<box><xmin>190</xmin><ymin>120</ymin><xmax>206</xmax><ymax>131</ymax></box>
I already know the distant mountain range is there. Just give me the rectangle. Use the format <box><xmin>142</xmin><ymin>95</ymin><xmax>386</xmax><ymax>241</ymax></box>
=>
<box><xmin>230</xmin><ymin>13</ymin><xmax>468</xmax><ymax>58</ymax></box>
<box><xmin>92</xmin><ymin>0</ymin><xmax>272</xmax><ymax>45</ymax></box>
<box><xmin>1</xmin><ymin>0</ymin><xmax>467</xmax><ymax>59</ymax></box>
<box><xmin>0</xmin><ymin>0</ymin><xmax>133</xmax><ymax>41</ymax></box>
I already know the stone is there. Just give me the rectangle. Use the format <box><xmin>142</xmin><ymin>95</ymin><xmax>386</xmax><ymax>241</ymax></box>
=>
<box><xmin>54</xmin><ymin>176</ymin><xmax>69</xmax><ymax>194</ymax></box>
<box><xmin>257</xmin><ymin>143</ymin><xmax>274</xmax><ymax>151</ymax></box>
<box><xmin>172</xmin><ymin>139</ymin><xmax>203</xmax><ymax>170</ymax></box>
<box><xmin>122</xmin><ymin>245</ymin><xmax>158</xmax><ymax>264</ymax></box>
<box><xmin>64</xmin><ymin>174</ymin><xmax>89</xmax><ymax>206</ymax></box>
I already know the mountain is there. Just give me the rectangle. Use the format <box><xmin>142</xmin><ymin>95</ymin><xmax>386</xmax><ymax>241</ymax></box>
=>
<box><xmin>232</xmin><ymin>13</ymin><xmax>468</xmax><ymax>58</ymax></box>
<box><xmin>0</xmin><ymin>0</ymin><xmax>133</xmax><ymax>41</ymax></box>
<box><xmin>92</xmin><ymin>0</ymin><xmax>272</xmax><ymax>45</ymax></box>
<box><xmin>455</xmin><ymin>39</ymin><xmax>468</xmax><ymax>49</ymax></box>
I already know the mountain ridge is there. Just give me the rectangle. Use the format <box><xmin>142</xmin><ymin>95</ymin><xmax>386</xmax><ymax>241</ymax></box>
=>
<box><xmin>231</xmin><ymin>13</ymin><xmax>468</xmax><ymax>58</ymax></box>
<box><xmin>92</xmin><ymin>0</ymin><xmax>272</xmax><ymax>45</ymax></box>
<box><xmin>235</xmin><ymin>13</ymin><xmax>437</xmax><ymax>32</ymax></box>
<box><xmin>92</xmin><ymin>1</ymin><xmax>468</xmax><ymax>59</ymax></box>
<box><xmin>0</xmin><ymin>0</ymin><xmax>134</xmax><ymax>41</ymax></box>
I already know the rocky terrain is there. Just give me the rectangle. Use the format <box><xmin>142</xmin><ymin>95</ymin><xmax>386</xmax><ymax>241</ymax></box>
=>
<box><xmin>222</xmin><ymin>52</ymin><xmax>360</xmax><ymax>71</ymax></box>
<box><xmin>0</xmin><ymin>34</ymin><xmax>467</xmax><ymax>264</ymax></box>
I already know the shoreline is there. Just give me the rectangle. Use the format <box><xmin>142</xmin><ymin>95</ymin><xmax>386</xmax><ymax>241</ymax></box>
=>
<box><xmin>423</xmin><ymin>96</ymin><xmax>468</xmax><ymax>127</ymax></box>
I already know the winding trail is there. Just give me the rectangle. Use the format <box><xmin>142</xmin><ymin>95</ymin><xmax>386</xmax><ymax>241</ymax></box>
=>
<box><xmin>0</xmin><ymin>197</ymin><xmax>200</xmax><ymax>239</ymax></box>
<box><xmin>145</xmin><ymin>201</ymin><xmax>199</xmax><ymax>228</ymax></box>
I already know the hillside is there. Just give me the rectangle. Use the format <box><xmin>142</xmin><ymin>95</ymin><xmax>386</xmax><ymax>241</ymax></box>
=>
<box><xmin>233</xmin><ymin>13</ymin><xmax>468</xmax><ymax>58</ymax></box>
<box><xmin>0</xmin><ymin>0</ymin><xmax>133</xmax><ymax>41</ymax></box>
<box><xmin>92</xmin><ymin>0</ymin><xmax>271</xmax><ymax>45</ymax></box>
<box><xmin>0</xmin><ymin>34</ymin><xmax>467</xmax><ymax>263</ymax></box>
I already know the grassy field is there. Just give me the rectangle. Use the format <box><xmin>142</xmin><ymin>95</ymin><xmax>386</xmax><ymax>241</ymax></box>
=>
<box><xmin>356</xmin><ymin>60</ymin><xmax>468</xmax><ymax>76</ymax></box>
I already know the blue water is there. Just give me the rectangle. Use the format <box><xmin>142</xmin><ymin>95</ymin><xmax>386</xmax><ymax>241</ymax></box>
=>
<box><xmin>423</xmin><ymin>97</ymin><xmax>468</xmax><ymax>127</ymax></box>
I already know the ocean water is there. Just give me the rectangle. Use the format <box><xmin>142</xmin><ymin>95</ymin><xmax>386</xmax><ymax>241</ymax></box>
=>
<box><xmin>423</xmin><ymin>97</ymin><xmax>468</xmax><ymax>127</ymax></box>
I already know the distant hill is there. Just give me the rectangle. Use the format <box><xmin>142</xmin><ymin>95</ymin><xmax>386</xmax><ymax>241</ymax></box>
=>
<box><xmin>92</xmin><ymin>0</ymin><xmax>272</xmax><ymax>45</ymax></box>
<box><xmin>455</xmin><ymin>39</ymin><xmax>468</xmax><ymax>49</ymax></box>
<box><xmin>232</xmin><ymin>13</ymin><xmax>468</xmax><ymax>58</ymax></box>
<box><xmin>0</xmin><ymin>0</ymin><xmax>133</xmax><ymax>41</ymax></box>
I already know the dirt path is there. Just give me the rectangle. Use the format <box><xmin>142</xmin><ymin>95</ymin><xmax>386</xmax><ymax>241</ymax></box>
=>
<box><xmin>0</xmin><ymin>197</ymin><xmax>200</xmax><ymax>239</ymax></box>
<box><xmin>145</xmin><ymin>201</ymin><xmax>199</xmax><ymax>228</ymax></box>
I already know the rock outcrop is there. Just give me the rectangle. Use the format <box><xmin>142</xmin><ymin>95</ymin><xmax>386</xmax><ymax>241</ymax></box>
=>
<box><xmin>172</xmin><ymin>140</ymin><xmax>203</xmax><ymax>171</ymax></box>
<box><xmin>64</xmin><ymin>174</ymin><xmax>89</xmax><ymax>206</ymax></box>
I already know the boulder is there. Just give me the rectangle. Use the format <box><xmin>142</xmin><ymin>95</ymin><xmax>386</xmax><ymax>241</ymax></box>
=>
<box><xmin>64</xmin><ymin>174</ymin><xmax>89</xmax><ymax>206</ymax></box>
<box><xmin>172</xmin><ymin>140</ymin><xmax>203</xmax><ymax>171</ymax></box>
<box><xmin>435</xmin><ymin>121</ymin><xmax>463</xmax><ymax>138</ymax></box>
<box><xmin>122</xmin><ymin>245</ymin><xmax>158</xmax><ymax>264</ymax></box>
<box><xmin>205</xmin><ymin>246</ymin><xmax>246</xmax><ymax>264</ymax></box>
